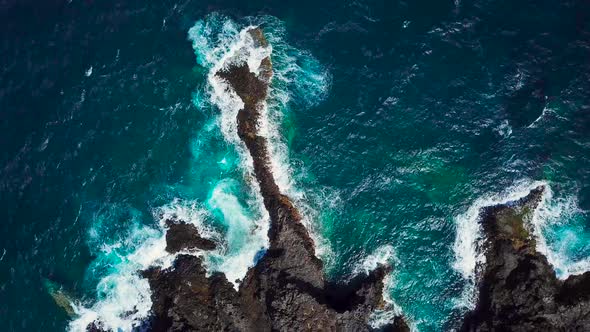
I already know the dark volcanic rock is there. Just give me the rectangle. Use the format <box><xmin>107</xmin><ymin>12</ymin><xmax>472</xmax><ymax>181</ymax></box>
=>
<box><xmin>133</xmin><ymin>27</ymin><xmax>407</xmax><ymax>332</ymax></box>
<box><xmin>142</xmin><ymin>255</ymin><xmax>255</xmax><ymax>331</ymax></box>
<box><xmin>164</xmin><ymin>220</ymin><xmax>216</xmax><ymax>253</ymax></box>
<box><xmin>461</xmin><ymin>186</ymin><xmax>590</xmax><ymax>331</ymax></box>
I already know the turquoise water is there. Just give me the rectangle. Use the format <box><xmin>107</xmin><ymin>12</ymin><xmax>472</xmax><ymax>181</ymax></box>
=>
<box><xmin>1</xmin><ymin>1</ymin><xmax>590</xmax><ymax>331</ymax></box>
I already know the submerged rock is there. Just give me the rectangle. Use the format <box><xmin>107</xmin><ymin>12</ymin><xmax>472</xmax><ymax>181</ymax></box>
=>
<box><xmin>43</xmin><ymin>277</ymin><xmax>76</xmax><ymax>317</ymax></box>
<box><xmin>461</xmin><ymin>186</ymin><xmax>590</xmax><ymax>331</ymax></box>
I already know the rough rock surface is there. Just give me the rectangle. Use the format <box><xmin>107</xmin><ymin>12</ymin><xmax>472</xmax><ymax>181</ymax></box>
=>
<box><xmin>142</xmin><ymin>255</ymin><xmax>253</xmax><ymax>331</ymax></box>
<box><xmin>164</xmin><ymin>220</ymin><xmax>216</xmax><ymax>253</ymax></box>
<box><xmin>127</xmin><ymin>27</ymin><xmax>407</xmax><ymax>332</ymax></box>
<box><xmin>461</xmin><ymin>186</ymin><xmax>590</xmax><ymax>331</ymax></box>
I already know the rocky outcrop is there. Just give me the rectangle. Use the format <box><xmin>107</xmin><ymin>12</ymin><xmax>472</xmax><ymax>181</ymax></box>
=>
<box><xmin>142</xmin><ymin>254</ymin><xmax>253</xmax><ymax>331</ymax></box>
<box><xmin>164</xmin><ymin>219</ymin><xmax>216</xmax><ymax>253</ymax></box>
<box><xmin>132</xmin><ymin>27</ymin><xmax>407</xmax><ymax>332</ymax></box>
<box><xmin>461</xmin><ymin>186</ymin><xmax>590</xmax><ymax>331</ymax></box>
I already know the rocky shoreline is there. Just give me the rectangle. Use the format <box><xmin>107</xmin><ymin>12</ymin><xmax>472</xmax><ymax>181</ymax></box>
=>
<box><xmin>461</xmin><ymin>186</ymin><xmax>590</xmax><ymax>331</ymax></box>
<box><xmin>85</xmin><ymin>27</ymin><xmax>407</xmax><ymax>331</ymax></box>
<box><xmin>83</xmin><ymin>27</ymin><xmax>590</xmax><ymax>332</ymax></box>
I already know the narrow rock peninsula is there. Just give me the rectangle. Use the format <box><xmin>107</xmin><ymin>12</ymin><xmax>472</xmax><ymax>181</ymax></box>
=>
<box><xmin>217</xmin><ymin>27</ymin><xmax>407</xmax><ymax>331</ymax></box>
<box><xmin>462</xmin><ymin>186</ymin><xmax>590</xmax><ymax>331</ymax></box>
<box><xmin>84</xmin><ymin>27</ymin><xmax>408</xmax><ymax>332</ymax></box>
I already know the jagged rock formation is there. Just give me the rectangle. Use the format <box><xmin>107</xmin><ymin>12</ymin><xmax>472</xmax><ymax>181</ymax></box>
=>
<box><xmin>142</xmin><ymin>254</ymin><xmax>251</xmax><ymax>331</ymax></box>
<box><xmin>461</xmin><ymin>186</ymin><xmax>590</xmax><ymax>331</ymax></box>
<box><xmin>141</xmin><ymin>226</ymin><xmax>406</xmax><ymax>331</ymax></box>
<box><xmin>164</xmin><ymin>219</ymin><xmax>216</xmax><ymax>253</ymax></box>
<box><xmin>90</xmin><ymin>27</ymin><xmax>406</xmax><ymax>332</ymax></box>
<box><xmin>81</xmin><ymin>26</ymin><xmax>590</xmax><ymax>332</ymax></box>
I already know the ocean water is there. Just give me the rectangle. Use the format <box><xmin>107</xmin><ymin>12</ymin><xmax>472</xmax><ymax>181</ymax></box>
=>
<box><xmin>1</xmin><ymin>1</ymin><xmax>590</xmax><ymax>331</ymax></box>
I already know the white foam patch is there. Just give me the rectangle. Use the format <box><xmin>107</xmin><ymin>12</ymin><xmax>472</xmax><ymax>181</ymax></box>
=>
<box><xmin>157</xmin><ymin>197</ymin><xmax>268</xmax><ymax>287</ymax></box>
<box><xmin>530</xmin><ymin>187</ymin><xmax>589</xmax><ymax>279</ymax></box>
<box><xmin>205</xmin><ymin>179</ymin><xmax>269</xmax><ymax>285</ymax></box>
<box><xmin>156</xmin><ymin>196</ymin><xmax>267</xmax><ymax>287</ymax></box>
<box><xmin>370</xmin><ymin>310</ymin><xmax>398</xmax><ymax>330</ymax></box>
<box><xmin>69</xmin><ymin>224</ymin><xmax>170</xmax><ymax>331</ymax></box>
<box><xmin>527</xmin><ymin>101</ymin><xmax>550</xmax><ymax>128</ymax></box>
<box><xmin>452</xmin><ymin>179</ymin><xmax>589</xmax><ymax>310</ymax></box>
<box><xmin>188</xmin><ymin>15</ymin><xmax>273</xmax><ymax>286</ymax></box>
<box><xmin>354</xmin><ymin>245</ymin><xmax>397</xmax><ymax>275</ymax></box>
<box><xmin>495</xmin><ymin>119</ymin><xmax>512</xmax><ymax>138</ymax></box>
<box><xmin>69</xmin><ymin>202</ymin><xmax>215</xmax><ymax>332</ymax></box>
<box><xmin>247</xmin><ymin>44</ymin><xmax>272</xmax><ymax>76</ymax></box>
<box><xmin>159</xmin><ymin>198</ymin><xmax>221</xmax><ymax>242</ymax></box>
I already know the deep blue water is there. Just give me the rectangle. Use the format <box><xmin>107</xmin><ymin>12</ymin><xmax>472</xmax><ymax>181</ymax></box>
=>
<box><xmin>1</xmin><ymin>1</ymin><xmax>590</xmax><ymax>331</ymax></box>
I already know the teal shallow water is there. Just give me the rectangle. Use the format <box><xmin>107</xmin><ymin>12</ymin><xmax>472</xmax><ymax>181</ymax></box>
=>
<box><xmin>1</xmin><ymin>1</ymin><xmax>590</xmax><ymax>331</ymax></box>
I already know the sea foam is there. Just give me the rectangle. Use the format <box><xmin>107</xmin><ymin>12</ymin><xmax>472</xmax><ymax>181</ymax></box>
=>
<box><xmin>205</xmin><ymin>179</ymin><xmax>269</xmax><ymax>284</ymax></box>
<box><xmin>253</xmin><ymin>16</ymin><xmax>332</xmax><ymax>260</ymax></box>
<box><xmin>69</xmin><ymin>201</ymin><xmax>214</xmax><ymax>331</ymax></box>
